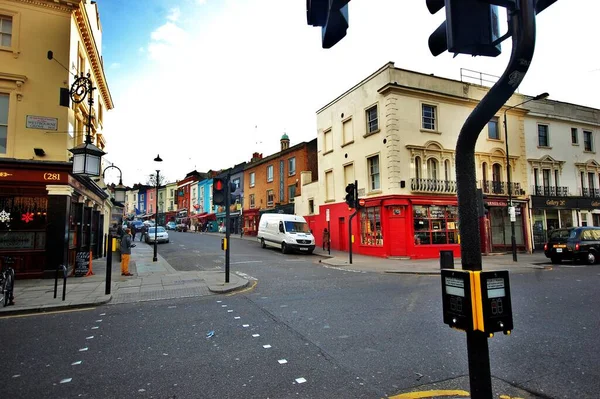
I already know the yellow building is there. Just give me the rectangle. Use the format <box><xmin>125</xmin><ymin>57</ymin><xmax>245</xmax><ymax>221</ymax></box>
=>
<box><xmin>0</xmin><ymin>0</ymin><xmax>114</xmax><ymax>278</ymax></box>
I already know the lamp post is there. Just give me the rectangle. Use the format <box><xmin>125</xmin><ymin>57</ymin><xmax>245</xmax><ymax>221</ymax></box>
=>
<box><xmin>102</xmin><ymin>164</ymin><xmax>126</xmax><ymax>203</ymax></box>
<box><xmin>153</xmin><ymin>154</ymin><xmax>163</xmax><ymax>262</ymax></box>
<box><xmin>503</xmin><ymin>92</ymin><xmax>549</xmax><ymax>262</ymax></box>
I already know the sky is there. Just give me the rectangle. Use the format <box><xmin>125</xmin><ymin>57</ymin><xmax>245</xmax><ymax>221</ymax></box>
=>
<box><xmin>96</xmin><ymin>0</ymin><xmax>600</xmax><ymax>187</ymax></box>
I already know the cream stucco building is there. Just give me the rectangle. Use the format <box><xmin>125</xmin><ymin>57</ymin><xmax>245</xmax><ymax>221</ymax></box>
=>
<box><xmin>0</xmin><ymin>0</ymin><xmax>114</xmax><ymax>277</ymax></box>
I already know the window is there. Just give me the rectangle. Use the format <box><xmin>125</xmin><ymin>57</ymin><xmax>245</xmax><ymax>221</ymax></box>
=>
<box><xmin>427</xmin><ymin>158</ymin><xmax>438</xmax><ymax>179</ymax></box>
<box><xmin>250</xmin><ymin>172</ymin><xmax>255</xmax><ymax>187</ymax></box>
<box><xmin>422</xmin><ymin>104</ymin><xmax>437</xmax><ymax>130</ymax></box>
<box><xmin>492</xmin><ymin>164</ymin><xmax>502</xmax><ymax>194</ymax></box>
<box><xmin>588</xmin><ymin>173</ymin><xmax>596</xmax><ymax>190</ymax></box>
<box><xmin>0</xmin><ymin>93</ymin><xmax>8</xmax><ymax>154</ymax></box>
<box><xmin>343</xmin><ymin>118</ymin><xmax>354</xmax><ymax>144</ymax></box>
<box><xmin>325</xmin><ymin>170</ymin><xmax>334</xmax><ymax>201</ymax></box>
<box><xmin>266</xmin><ymin>190</ymin><xmax>274</xmax><ymax>207</ymax></box>
<box><xmin>444</xmin><ymin>160</ymin><xmax>451</xmax><ymax>181</ymax></box>
<box><xmin>366</xmin><ymin>106</ymin><xmax>378</xmax><ymax>134</ymax></box>
<box><xmin>170</xmin><ymin>189</ymin><xmax>174</xmax><ymax>197</ymax></box>
<box><xmin>488</xmin><ymin>117</ymin><xmax>499</xmax><ymax>140</ymax></box>
<box><xmin>413</xmin><ymin>205</ymin><xmax>459</xmax><ymax>245</ymax></box>
<box><xmin>140</xmin><ymin>194</ymin><xmax>145</xmax><ymax>201</ymax></box>
<box><xmin>288</xmin><ymin>185</ymin><xmax>296</xmax><ymax>202</ymax></box>
<box><xmin>415</xmin><ymin>156</ymin><xmax>422</xmax><ymax>179</ymax></box>
<box><xmin>343</xmin><ymin>163</ymin><xmax>354</xmax><ymax>187</ymax></box>
<box><xmin>0</xmin><ymin>16</ymin><xmax>12</xmax><ymax>47</ymax></box>
<box><xmin>266</xmin><ymin>165</ymin><xmax>273</xmax><ymax>182</ymax></box>
<box><xmin>233</xmin><ymin>178</ymin><xmax>240</xmax><ymax>189</ymax></box>
<box><xmin>150</xmin><ymin>192</ymin><xmax>154</xmax><ymax>200</ymax></box>
<box><xmin>583</xmin><ymin>131</ymin><xmax>593</xmax><ymax>152</ymax></box>
<box><xmin>150</xmin><ymin>205</ymin><xmax>153</xmax><ymax>213</ymax></box>
<box><xmin>368</xmin><ymin>155</ymin><xmax>380</xmax><ymax>191</ymax></box>
<box><xmin>538</xmin><ymin>124</ymin><xmax>549</xmax><ymax>147</ymax></box>
<box><xmin>571</xmin><ymin>128</ymin><xmax>578</xmax><ymax>145</ymax></box>
<box><xmin>360</xmin><ymin>206</ymin><xmax>383</xmax><ymax>246</ymax></box>
<box><xmin>482</xmin><ymin>162</ymin><xmax>488</xmax><ymax>183</ymax></box>
<box><xmin>308</xmin><ymin>199</ymin><xmax>314</xmax><ymax>214</ymax></box>
<box><xmin>543</xmin><ymin>169</ymin><xmax>551</xmax><ymax>191</ymax></box>
<box><xmin>288</xmin><ymin>157</ymin><xmax>296</xmax><ymax>176</ymax></box>
<box><xmin>249</xmin><ymin>194</ymin><xmax>255</xmax><ymax>208</ymax></box>
<box><xmin>323</xmin><ymin>129</ymin><xmax>333</xmax><ymax>153</ymax></box>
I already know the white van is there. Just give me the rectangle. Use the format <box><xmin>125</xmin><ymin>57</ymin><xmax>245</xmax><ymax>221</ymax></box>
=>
<box><xmin>257</xmin><ymin>214</ymin><xmax>315</xmax><ymax>254</ymax></box>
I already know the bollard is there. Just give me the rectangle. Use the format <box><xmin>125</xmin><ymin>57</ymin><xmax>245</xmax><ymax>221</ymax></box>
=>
<box><xmin>103</xmin><ymin>233</ymin><xmax>107</xmax><ymax>258</ymax></box>
<box><xmin>61</xmin><ymin>265</ymin><xmax>67</xmax><ymax>301</ymax></box>
<box><xmin>440</xmin><ymin>250</ymin><xmax>454</xmax><ymax>269</ymax></box>
<box><xmin>105</xmin><ymin>234</ymin><xmax>113</xmax><ymax>295</ymax></box>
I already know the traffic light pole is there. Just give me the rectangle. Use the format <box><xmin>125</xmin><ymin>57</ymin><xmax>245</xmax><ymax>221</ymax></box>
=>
<box><xmin>225</xmin><ymin>171</ymin><xmax>231</xmax><ymax>283</ymax></box>
<box><xmin>454</xmin><ymin>1</ymin><xmax>537</xmax><ymax>397</ymax></box>
<box><xmin>347</xmin><ymin>180</ymin><xmax>358</xmax><ymax>264</ymax></box>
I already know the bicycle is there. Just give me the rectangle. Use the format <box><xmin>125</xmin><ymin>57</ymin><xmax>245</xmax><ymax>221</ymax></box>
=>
<box><xmin>0</xmin><ymin>256</ymin><xmax>16</xmax><ymax>307</ymax></box>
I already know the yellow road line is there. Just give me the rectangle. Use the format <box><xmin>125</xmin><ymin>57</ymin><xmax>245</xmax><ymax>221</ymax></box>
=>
<box><xmin>0</xmin><ymin>307</ymin><xmax>96</xmax><ymax>319</ymax></box>
<box><xmin>226</xmin><ymin>280</ymin><xmax>257</xmax><ymax>296</ymax></box>
<box><xmin>390</xmin><ymin>390</ymin><xmax>470</xmax><ymax>399</ymax></box>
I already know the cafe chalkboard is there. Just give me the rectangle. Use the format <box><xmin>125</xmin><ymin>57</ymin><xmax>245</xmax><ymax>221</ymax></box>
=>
<box><xmin>74</xmin><ymin>251</ymin><xmax>91</xmax><ymax>277</ymax></box>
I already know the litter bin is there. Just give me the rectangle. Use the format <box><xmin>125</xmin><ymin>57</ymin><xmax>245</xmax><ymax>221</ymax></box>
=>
<box><xmin>439</xmin><ymin>250</ymin><xmax>454</xmax><ymax>269</ymax></box>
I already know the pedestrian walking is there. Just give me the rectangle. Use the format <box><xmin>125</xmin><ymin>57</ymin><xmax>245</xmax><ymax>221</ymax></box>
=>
<box><xmin>130</xmin><ymin>223</ymin><xmax>137</xmax><ymax>241</ymax></box>
<box><xmin>322</xmin><ymin>228</ymin><xmax>330</xmax><ymax>251</ymax></box>
<box><xmin>140</xmin><ymin>224</ymin><xmax>148</xmax><ymax>242</ymax></box>
<box><xmin>120</xmin><ymin>228</ymin><xmax>135</xmax><ymax>276</ymax></box>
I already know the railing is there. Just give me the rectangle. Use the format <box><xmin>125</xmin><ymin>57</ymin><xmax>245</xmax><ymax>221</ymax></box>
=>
<box><xmin>532</xmin><ymin>186</ymin><xmax>570</xmax><ymax>197</ymax></box>
<box><xmin>411</xmin><ymin>178</ymin><xmax>457</xmax><ymax>193</ymax></box>
<box><xmin>478</xmin><ymin>181</ymin><xmax>523</xmax><ymax>196</ymax></box>
<box><xmin>581</xmin><ymin>188</ymin><xmax>600</xmax><ymax>197</ymax></box>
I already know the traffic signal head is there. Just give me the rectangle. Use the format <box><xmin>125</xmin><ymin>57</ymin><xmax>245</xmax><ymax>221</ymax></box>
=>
<box><xmin>345</xmin><ymin>183</ymin><xmax>356</xmax><ymax>209</ymax></box>
<box><xmin>307</xmin><ymin>0</ymin><xmax>350</xmax><ymax>49</ymax></box>
<box><xmin>427</xmin><ymin>0</ymin><xmax>501</xmax><ymax>57</ymax></box>
<box><xmin>213</xmin><ymin>178</ymin><xmax>226</xmax><ymax>206</ymax></box>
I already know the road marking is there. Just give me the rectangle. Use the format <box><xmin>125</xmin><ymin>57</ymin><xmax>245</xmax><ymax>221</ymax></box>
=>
<box><xmin>79</xmin><ymin>347</ymin><xmax>88</xmax><ymax>352</ymax></box>
<box><xmin>295</xmin><ymin>377</ymin><xmax>307</xmax><ymax>384</ymax></box>
<box><xmin>235</xmin><ymin>271</ymin><xmax>258</xmax><ymax>280</ymax></box>
<box><xmin>59</xmin><ymin>378</ymin><xmax>72</xmax><ymax>384</ymax></box>
<box><xmin>71</xmin><ymin>361</ymin><xmax>82</xmax><ymax>366</ymax></box>
<box><xmin>0</xmin><ymin>307</ymin><xmax>96</xmax><ymax>319</ymax></box>
<box><xmin>242</xmin><ymin>324</ymin><xmax>249</xmax><ymax>328</ymax></box>
<box><xmin>252</xmin><ymin>334</ymin><xmax>260</xmax><ymax>337</ymax></box>
<box><xmin>263</xmin><ymin>344</ymin><xmax>271</xmax><ymax>349</ymax></box>
<box><xmin>226</xmin><ymin>280</ymin><xmax>258</xmax><ymax>296</ymax></box>
<box><xmin>390</xmin><ymin>390</ymin><xmax>470</xmax><ymax>399</ymax></box>
<box><xmin>231</xmin><ymin>260</ymin><xmax>262</xmax><ymax>264</ymax></box>
<box><xmin>278</xmin><ymin>359</ymin><xmax>287</xmax><ymax>364</ymax></box>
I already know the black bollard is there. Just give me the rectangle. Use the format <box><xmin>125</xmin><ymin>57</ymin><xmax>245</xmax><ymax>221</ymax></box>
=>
<box><xmin>105</xmin><ymin>234</ymin><xmax>113</xmax><ymax>295</ymax></box>
<box><xmin>440</xmin><ymin>250</ymin><xmax>454</xmax><ymax>269</ymax></box>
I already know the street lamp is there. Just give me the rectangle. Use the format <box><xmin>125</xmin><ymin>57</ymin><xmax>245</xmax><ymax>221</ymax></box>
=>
<box><xmin>153</xmin><ymin>154</ymin><xmax>163</xmax><ymax>262</ymax></box>
<box><xmin>503</xmin><ymin>92</ymin><xmax>549</xmax><ymax>262</ymax></box>
<box><xmin>102</xmin><ymin>164</ymin><xmax>126</xmax><ymax>203</ymax></box>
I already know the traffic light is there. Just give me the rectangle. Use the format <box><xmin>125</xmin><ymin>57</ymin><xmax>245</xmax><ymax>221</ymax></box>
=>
<box><xmin>345</xmin><ymin>183</ymin><xmax>356</xmax><ymax>209</ymax></box>
<box><xmin>307</xmin><ymin>0</ymin><xmax>350</xmax><ymax>49</ymax></box>
<box><xmin>213</xmin><ymin>178</ymin><xmax>226</xmax><ymax>206</ymax></box>
<box><xmin>427</xmin><ymin>0</ymin><xmax>501</xmax><ymax>57</ymax></box>
<box><xmin>229</xmin><ymin>181</ymin><xmax>237</xmax><ymax>205</ymax></box>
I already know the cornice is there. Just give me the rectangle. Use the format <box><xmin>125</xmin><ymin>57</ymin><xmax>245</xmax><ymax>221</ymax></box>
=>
<box><xmin>9</xmin><ymin>0</ymin><xmax>77</xmax><ymax>13</ymax></box>
<box><xmin>74</xmin><ymin>3</ymin><xmax>114</xmax><ymax>110</ymax></box>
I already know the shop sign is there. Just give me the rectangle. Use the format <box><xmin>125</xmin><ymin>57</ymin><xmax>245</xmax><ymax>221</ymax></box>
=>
<box><xmin>0</xmin><ymin>231</ymin><xmax>35</xmax><ymax>249</ymax></box>
<box><xmin>0</xmin><ymin>168</ymin><xmax>68</xmax><ymax>184</ymax></box>
<box><xmin>26</xmin><ymin>115</ymin><xmax>58</xmax><ymax>131</ymax></box>
<box><xmin>485</xmin><ymin>200</ymin><xmax>508</xmax><ymax>207</ymax></box>
<box><xmin>531</xmin><ymin>196</ymin><xmax>579</xmax><ymax>209</ymax></box>
<box><xmin>577</xmin><ymin>198</ymin><xmax>600</xmax><ymax>210</ymax></box>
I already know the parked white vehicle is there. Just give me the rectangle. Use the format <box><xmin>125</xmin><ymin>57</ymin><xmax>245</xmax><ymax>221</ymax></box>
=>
<box><xmin>257</xmin><ymin>214</ymin><xmax>315</xmax><ymax>254</ymax></box>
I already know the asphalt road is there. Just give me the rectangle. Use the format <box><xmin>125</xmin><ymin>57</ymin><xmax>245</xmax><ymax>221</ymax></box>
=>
<box><xmin>1</xmin><ymin>231</ymin><xmax>599</xmax><ymax>398</ymax></box>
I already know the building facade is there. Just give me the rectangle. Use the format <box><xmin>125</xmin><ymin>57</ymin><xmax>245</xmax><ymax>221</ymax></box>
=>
<box><xmin>0</xmin><ymin>0</ymin><xmax>114</xmax><ymax>277</ymax></box>
<box><xmin>297</xmin><ymin>62</ymin><xmax>535</xmax><ymax>259</ymax></box>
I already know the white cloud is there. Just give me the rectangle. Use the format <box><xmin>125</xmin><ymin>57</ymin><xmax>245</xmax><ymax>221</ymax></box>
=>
<box><xmin>167</xmin><ymin>7</ymin><xmax>181</xmax><ymax>22</ymax></box>
<box><xmin>104</xmin><ymin>0</ymin><xmax>600</xmax><ymax>186</ymax></box>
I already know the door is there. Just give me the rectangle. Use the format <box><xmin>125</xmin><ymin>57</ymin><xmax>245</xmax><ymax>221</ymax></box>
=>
<box><xmin>388</xmin><ymin>206</ymin><xmax>407</xmax><ymax>256</ymax></box>
<box><xmin>338</xmin><ymin>217</ymin><xmax>346</xmax><ymax>251</ymax></box>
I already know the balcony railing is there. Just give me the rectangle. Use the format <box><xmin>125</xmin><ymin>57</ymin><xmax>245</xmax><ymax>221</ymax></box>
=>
<box><xmin>532</xmin><ymin>186</ymin><xmax>570</xmax><ymax>197</ymax></box>
<box><xmin>477</xmin><ymin>180</ymin><xmax>524</xmax><ymax>196</ymax></box>
<box><xmin>581</xmin><ymin>188</ymin><xmax>600</xmax><ymax>197</ymax></box>
<box><xmin>411</xmin><ymin>178</ymin><xmax>457</xmax><ymax>193</ymax></box>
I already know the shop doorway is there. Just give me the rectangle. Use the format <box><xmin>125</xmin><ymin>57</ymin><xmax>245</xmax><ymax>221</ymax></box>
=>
<box><xmin>388</xmin><ymin>206</ymin><xmax>407</xmax><ymax>256</ymax></box>
<box><xmin>338</xmin><ymin>217</ymin><xmax>346</xmax><ymax>251</ymax></box>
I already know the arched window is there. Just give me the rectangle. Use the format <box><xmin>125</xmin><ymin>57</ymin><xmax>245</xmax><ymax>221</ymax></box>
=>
<box><xmin>427</xmin><ymin>158</ymin><xmax>438</xmax><ymax>179</ymax></box>
<box><xmin>482</xmin><ymin>162</ymin><xmax>488</xmax><ymax>183</ymax></box>
<box><xmin>415</xmin><ymin>156</ymin><xmax>422</xmax><ymax>179</ymax></box>
<box><xmin>444</xmin><ymin>160</ymin><xmax>451</xmax><ymax>181</ymax></box>
<box><xmin>492</xmin><ymin>163</ymin><xmax>502</xmax><ymax>194</ymax></box>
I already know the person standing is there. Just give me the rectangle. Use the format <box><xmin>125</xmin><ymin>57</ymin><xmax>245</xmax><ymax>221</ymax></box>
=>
<box><xmin>130</xmin><ymin>223</ymin><xmax>137</xmax><ymax>241</ymax></box>
<box><xmin>120</xmin><ymin>228</ymin><xmax>134</xmax><ymax>276</ymax></box>
<box><xmin>140</xmin><ymin>224</ymin><xmax>148</xmax><ymax>242</ymax></box>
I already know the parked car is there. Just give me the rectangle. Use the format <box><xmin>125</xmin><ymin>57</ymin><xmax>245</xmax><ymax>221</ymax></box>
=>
<box><xmin>143</xmin><ymin>220</ymin><xmax>155</xmax><ymax>228</ymax></box>
<box><xmin>176</xmin><ymin>223</ymin><xmax>188</xmax><ymax>232</ymax></box>
<box><xmin>166</xmin><ymin>221</ymin><xmax>177</xmax><ymax>230</ymax></box>
<box><xmin>544</xmin><ymin>226</ymin><xmax>600</xmax><ymax>264</ymax></box>
<box><xmin>257</xmin><ymin>213</ymin><xmax>315</xmax><ymax>254</ymax></box>
<box><xmin>145</xmin><ymin>226</ymin><xmax>169</xmax><ymax>244</ymax></box>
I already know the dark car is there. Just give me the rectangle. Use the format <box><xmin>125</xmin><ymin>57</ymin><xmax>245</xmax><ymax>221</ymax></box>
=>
<box><xmin>129</xmin><ymin>220</ymin><xmax>144</xmax><ymax>233</ymax></box>
<box><xmin>544</xmin><ymin>227</ymin><xmax>600</xmax><ymax>264</ymax></box>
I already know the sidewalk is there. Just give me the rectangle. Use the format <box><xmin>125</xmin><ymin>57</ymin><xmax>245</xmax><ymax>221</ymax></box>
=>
<box><xmin>0</xmin><ymin>243</ymin><xmax>249</xmax><ymax>316</ymax></box>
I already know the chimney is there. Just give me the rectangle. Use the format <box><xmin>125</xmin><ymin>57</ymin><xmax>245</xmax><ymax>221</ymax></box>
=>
<box><xmin>251</xmin><ymin>152</ymin><xmax>263</xmax><ymax>163</ymax></box>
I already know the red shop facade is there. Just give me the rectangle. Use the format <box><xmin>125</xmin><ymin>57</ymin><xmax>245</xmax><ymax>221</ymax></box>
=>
<box><xmin>305</xmin><ymin>194</ymin><xmax>462</xmax><ymax>260</ymax></box>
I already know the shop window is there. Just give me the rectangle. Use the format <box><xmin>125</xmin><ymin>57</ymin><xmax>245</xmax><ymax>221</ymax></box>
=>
<box><xmin>413</xmin><ymin>205</ymin><xmax>458</xmax><ymax>245</ymax></box>
<box><xmin>0</xmin><ymin>196</ymin><xmax>48</xmax><ymax>250</ymax></box>
<box><xmin>360</xmin><ymin>206</ymin><xmax>383</xmax><ymax>246</ymax></box>
<box><xmin>249</xmin><ymin>194</ymin><xmax>255</xmax><ymax>209</ymax></box>
<box><xmin>0</xmin><ymin>92</ymin><xmax>8</xmax><ymax>154</ymax></box>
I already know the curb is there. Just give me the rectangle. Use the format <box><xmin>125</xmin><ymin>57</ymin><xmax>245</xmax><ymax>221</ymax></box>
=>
<box><xmin>0</xmin><ymin>295</ymin><xmax>112</xmax><ymax>317</ymax></box>
<box><xmin>384</xmin><ymin>270</ymin><xmax>440</xmax><ymax>275</ymax></box>
<box><xmin>207</xmin><ymin>279</ymin><xmax>250</xmax><ymax>294</ymax></box>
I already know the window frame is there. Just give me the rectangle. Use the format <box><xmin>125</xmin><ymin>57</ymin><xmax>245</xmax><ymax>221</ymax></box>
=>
<box><xmin>249</xmin><ymin>194</ymin><xmax>255</xmax><ymax>209</ymax></box>
<box><xmin>360</xmin><ymin>206</ymin><xmax>384</xmax><ymax>247</ymax></box>
<box><xmin>266</xmin><ymin>189</ymin><xmax>274</xmax><ymax>207</ymax></box>
<box><xmin>323</xmin><ymin>128</ymin><xmax>333</xmax><ymax>154</ymax></box>
<box><xmin>421</xmin><ymin>103</ymin><xmax>437</xmax><ymax>131</ymax></box>
<box><xmin>413</xmin><ymin>205</ymin><xmax>459</xmax><ymax>246</ymax></box>
<box><xmin>365</xmin><ymin>104</ymin><xmax>379</xmax><ymax>135</ymax></box>
<box><xmin>583</xmin><ymin>130</ymin><xmax>593</xmax><ymax>152</ymax></box>
<box><xmin>0</xmin><ymin>92</ymin><xmax>8</xmax><ymax>154</ymax></box>
<box><xmin>0</xmin><ymin>11</ymin><xmax>20</xmax><ymax>55</ymax></box>
<box><xmin>266</xmin><ymin>165</ymin><xmax>274</xmax><ymax>182</ymax></box>
<box><xmin>288</xmin><ymin>157</ymin><xmax>296</xmax><ymax>176</ymax></box>
<box><xmin>288</xmin><ymin>184</ymin><xmax>296</xmax><ymax>203</ymax></box>
<box><xmin>571</xmin><ymin>127</ymin><xmax>579</xmax><ymax>145</ymax></box>
<box><xmin>537</xmin><ymin>124</ymin><xmax>549</xmax><ymax>147</ymax></box>
<box><xmin>249</xmin><ymin>172</ymin><xmax>255</xmax><ymax>187</ymax></box>
<box><xmin>342</xmin><ymin>116</ymin><xmax>354</xmax><ymax>145</ymax></box>
<box><xmin>367</xmin><ymin>154</ymin><xmax>381</xmax><ymax>192</ymax></box>
<box><xmin>487</xmin><ymin>117</ymin><xmax>500</xmax><ymax>140</ymax></box>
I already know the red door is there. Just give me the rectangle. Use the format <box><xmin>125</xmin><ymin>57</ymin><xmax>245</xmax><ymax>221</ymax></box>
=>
<box><xmin>388</xmin><ymin>206</ymin><xmax>407</xmax><ymax>256</ymax></box>
<box><xmin>338</xmin><ymin>217</ymin><xmax>346</xmax><ymax>251</ymax></box>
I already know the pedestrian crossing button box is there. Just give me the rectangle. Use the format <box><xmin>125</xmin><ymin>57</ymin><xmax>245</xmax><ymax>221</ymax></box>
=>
<box><xmin>441</xmin><ymin>269</ymin><xmax>473</xmax><ymax>332</ymax></box>
<box><xmin>477</xmin><ymin>270</ymin><xmax>513</xmax><ymax>335</ymax></box>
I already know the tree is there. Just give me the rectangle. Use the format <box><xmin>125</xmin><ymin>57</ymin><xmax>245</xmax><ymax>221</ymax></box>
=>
<box><xmin>147</xmin><ymin>173</ymin><xmax>166</xmax><ymax>187</ymax></box>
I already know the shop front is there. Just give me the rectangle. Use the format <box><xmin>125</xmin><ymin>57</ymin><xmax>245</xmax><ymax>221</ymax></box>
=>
<box><xmin>485</xmin><ymin>199</ymin><xmax>528</xmax><ymax>253</ymax></box>
<box><xmin>242</xmin><ymin>208</ymin><xmax>260</xmax><ymax>236</ymax></box>
<box><xmin>0</xmin><ymin>160</ymin><xmax>108</xmax><ymax>278</ymax></box>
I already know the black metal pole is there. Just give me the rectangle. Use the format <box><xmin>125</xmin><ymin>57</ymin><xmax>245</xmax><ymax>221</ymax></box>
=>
<box><xmin>153</xmin><ymin>170</ymin><xmax>159</xmax><ymax>262</ymax></box>
<box><xmin>455</xmin><ymin>1</ymin><xmax>536</xmax><ymax>397</ymax></box>
<box><xmin>327</xmin><ymin>219</ymin><xmax>331</xmax><ymax>255</ymax></box>
<box><xmin>105</xmin><ymin>234</ymin><xmax>112</xmax><ymax>295</ymax></box>
<box><xmin>54</xmin><ymin>266</ymin><xmax>59</xmax><ymax>299</ymax></box>
<box><xmin>503</xmin><ymin>112</ymin><xmax>518</xmax><ymax>262</ymax></box>
<box><xmin>62</xmin><ymin>266</ymin><xmax>67</xmax><ymax>301</ymax></box>
<box><xmin>225</xmin><ymin>172</ymin><xmax>231</xmax><ymax>283</ymax></box>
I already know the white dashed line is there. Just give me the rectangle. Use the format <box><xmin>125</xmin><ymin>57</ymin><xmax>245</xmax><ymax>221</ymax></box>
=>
<box><xmin>95</xmin><ymin>320</ymin><xmax>102</xmax><ymax>322</ymax></box>
<box><xmin>86</xmin><ymin>336</ymin><xmax>94</xmax><ymax>340</ymax></box>
<box><xmin>91</xmin><ymin>326</ymin><xmax>99</xmax><ymax>330</ymax></box>
<box><xmin>263</xmin><ymin>344</ymin><xmax>272</xmax><ymax>349</ymax></box>
<box><xmin>278</xmin><ymin>359</ymin><xmax>287</xmax><ymax>364</ymax></box>
<box><xmin>71</xmin><ymin>361</ymin><xmax>82</xmax><ymax>366</ymax></box>
<box><xmin>99</xmin><ymin>313</ymin><xmax>106</xmax><ymax>316</ymax></box>
<box><xmin>221</xmin><ymin>305</ymin><xmax>228</xmax><ymax>308</ymax></box>
<box><xmin>216</xmin><ymin>300</ymin><xmax>222</xmax><ymax>303</ymax></box>
<box><xmin>242</xmin><ymin>324</ymin><xmax>249</xmax><ymax>328</ymax></box>
<box><xmin>60</xmin><ymin>378</ymin><xmax>72</xmax><ymax>384</ymax></box>
<box><xmin>79</xmin><ymin>348</ymin><xmax>88</xmax><ymax>352</ymax></box>
<box><xmin>234</xmin><ymin>316</ymin><xmax>241</xmax><ymax>319</ymax></box>
<box><xmin>252</xmin><ymin>334</ymin><xmax>260</xmax><ymax>338</ymax></box>
<box><xmin>295</xmin><ymin>377</ymin><xmax>307</xmax><ymax>384</ymax></box>
<box><xmin>227</xmin><ymin>310</ymin><xmax>233</xmax><ymax>313</ymax></box>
